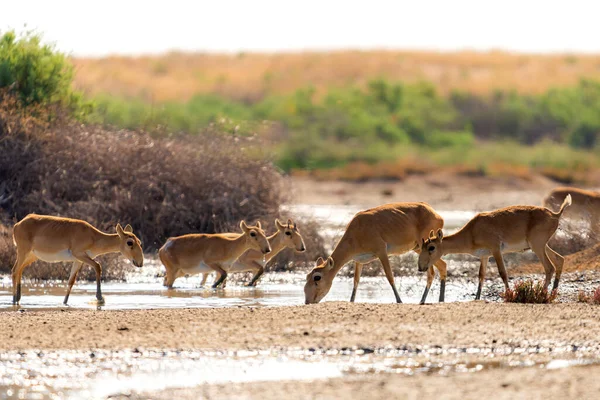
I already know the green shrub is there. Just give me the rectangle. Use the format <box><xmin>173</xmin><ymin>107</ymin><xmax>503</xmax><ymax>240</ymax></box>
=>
<box><xmin>423</xmin><ymin>130</ymin><xmax>474</xmax><ymax>148</ymax></box>
<box><xmin>0</xmin><ymin>30</ymin><xmax>88</xmax><ymax>116</ymax></box>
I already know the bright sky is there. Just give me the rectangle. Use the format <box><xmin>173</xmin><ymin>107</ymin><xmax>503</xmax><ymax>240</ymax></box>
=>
<box><xmin>2</xmin><ymin>0</ymin><xmax>599</xmax><ymax>56</ymax></box>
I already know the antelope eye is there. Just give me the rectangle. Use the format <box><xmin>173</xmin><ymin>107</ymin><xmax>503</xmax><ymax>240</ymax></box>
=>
<box><xmin>250</xmin><ymin>231</ymin><xmax>256</xmax><ymax>237</ymax></box>
<box><xmin>127</xmin><ymin>239</ymin><xmax>134</xmax><ymax>247</ymax></box>
<box><xmin>285</xmin><ymin>231</ymin><xmax>292</xmax><ymax>236</ymax></box>
<box><xmin>314</xmin><ymin>275</ymin><xmax>321</xmax><ymax>282</ymax></box>
<box><xmin>428</xmin><ymin>245</ymin><xmax>435</xmax><ymax>252</ymax></box>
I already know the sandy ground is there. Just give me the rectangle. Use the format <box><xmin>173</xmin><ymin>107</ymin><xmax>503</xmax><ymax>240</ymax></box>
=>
<box><xmin>2</xmin><ymin>302</ymin><xmax>600</xmax><ymax>351</ymax></box>
<box><xmin>3</xmin><ymin>302</ymin><xmax>600</xmax><ymax>398</ymax></box>
<box><xmin>290</xmin><ymin>174</ymin><xmax>560</xmax><ymax>210</ymax></box>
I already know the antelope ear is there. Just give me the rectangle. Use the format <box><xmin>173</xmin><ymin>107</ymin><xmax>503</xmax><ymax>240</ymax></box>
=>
<box><xmin>436</xmin><ymin>228</ymin><xmax>444</xmax><ymax>240</ymax></box>
<box><xmin>116</xmin><ymin>223</ymin><xmax>125</xmax><ymax>238</ymax></box>
<box><xmin>325</xmin><ymin>257</ymin><xmax>334</xmax><ymax>270</ymax></box>
<box><xmin>240</xmin><ymin>220</ymin><xmax>250</xmax><ymax>233</ymax></box>
<box><xmin>275</xmin><ymin>219</ymin><xmax>286</xmax><ymax>231</ymax></box>
<box><xmin>429</xmin><ymin>230</ymin><xmax>435</xmax><ymax>239</ymax></box>
<box><xmin>315</xmin><ymin>257</ymin><xmax>324</xmax><ymax>266</ymax></box>
<box><xmin>124</xmin><ymin>224</ymin><xmax>133</xmax><ymax>233</ymax></box>
<box><xmin>256</xmin><ymin>221</ymin><xmax>262</xmax><ymax>229</ymax></box>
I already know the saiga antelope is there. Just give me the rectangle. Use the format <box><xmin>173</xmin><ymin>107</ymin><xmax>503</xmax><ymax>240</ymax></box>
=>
<box><xmin>304</xmin><ymin>202</ymin><xmax>447</xmax><ymax>305</ymax></box>
<box><xmin>199</xmin><ymin>218</ymin><xmax>306</xmax><ymax>287</ymax></box>
<box><xmin>543</xmin><ymin>187</ymin><xmax>600</xmax><ymax>234</ymax></box>
<box><xmin>418</xmin><ymin>195</ymin><xmax>572</xmax><ymax>299</ymax></box>
<box><xmin>159</xmin><ymin>220</ymin><xmax>271</xmax><ymax>288</ymax></box>
<box><xmin>11</xmin><ymin>214</ymin><xmax>144</xmax><ymax>305</ymax></box>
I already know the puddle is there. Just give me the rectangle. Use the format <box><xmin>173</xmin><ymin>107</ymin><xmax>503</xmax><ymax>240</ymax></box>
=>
<box><xmin>1</xmin><ymin>347</ymin><xmax>599</xmax><ymax>400</ymax></box>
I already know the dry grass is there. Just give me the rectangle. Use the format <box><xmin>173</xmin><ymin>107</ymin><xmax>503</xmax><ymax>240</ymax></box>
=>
<box><xmin>73</xmin><ymin>50</ymin><xmax>600</xmax><ymax>102</ymax></box>
<box><xmin>577</xmin><ymin>286</ymin><xmax>600</xmax><ymax>304</ymax></box>
<box><xmin>502</xmin><ymin>279</ymin><xmax>558</xmax><ymax>303</ymax></box>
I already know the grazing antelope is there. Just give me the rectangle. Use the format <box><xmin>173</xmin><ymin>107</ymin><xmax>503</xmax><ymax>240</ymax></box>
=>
<box><xmin>418</xmin><ymin>195</ymin><xmax>572</xmax><ymax>300</ymax></box>
<box><xmin>304</xmin><ymin>202</ymin><xmax>447</xmax><ymax>305</ymax></box>
<box><xmin>159</xmin><ymin>220</ymin><xmax>271</xmax><ymax>289</ymax></box>
<box><xmin>199</xmin><ymin>218</ymin><xmax>306</xmax><ymax>287</ymax></box>
<box><xmin>11</xmin><ymin>214</ymin><xmax>144</xmax><ymax>305</ymax></box>
<box><xmin>543</xmin><ymin>187</ymin><xmax>600</xmax><ymax>233</ymax></box>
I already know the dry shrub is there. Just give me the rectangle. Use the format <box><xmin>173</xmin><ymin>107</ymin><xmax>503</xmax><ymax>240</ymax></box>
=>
<box><xmin>501</xmin><ymin>279</ymin><xmax>558</xmax><ymax>304</ymax></box>
<box><xmin>1</xmin><ymin>121</ymin><xmax>285</xmax><ymax>249</ymax></box>
<box><xmin>0</xmin><ymin>91</ymin><xmax>311</xmax><ymax>280</ymax></box>
<box><xmin>0</xmin><ymin>219</ymin><xmax>15</xmax><ymax>272</ymax></box>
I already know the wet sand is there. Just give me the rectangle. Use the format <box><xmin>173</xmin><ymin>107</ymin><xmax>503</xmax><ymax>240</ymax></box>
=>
<box><xmin>137</xmin><ymin>364</ymin><xmax>600</xmax><ymax>400</ymax></box>
<box><xmin>2</xmin><ymin>302</ymin><xmax>600</xmax><ymax>398</ymax></box>
<box><xmin>3</xmin><ymin>302</ymin><xmax>600</xmax><ymax>351</ymax></box>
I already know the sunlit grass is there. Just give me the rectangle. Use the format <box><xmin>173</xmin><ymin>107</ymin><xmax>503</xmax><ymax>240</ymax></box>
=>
<box><xmin>73</xmin><ymin>50</ymin><xmax>600</xmax><ymax>102</ymax></box>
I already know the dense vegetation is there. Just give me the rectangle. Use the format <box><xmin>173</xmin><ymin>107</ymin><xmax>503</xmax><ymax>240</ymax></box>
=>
<box><xmin>89</xmin><ymin>78</ymin><xmax>600</xmax><ymax>179</ymax></box>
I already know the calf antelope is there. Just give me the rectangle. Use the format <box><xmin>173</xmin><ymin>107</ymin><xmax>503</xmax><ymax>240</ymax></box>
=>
<box><xmin>159</xmin><ymin>221</ymin><xmax>271</xmax><ymax>288</ymax></box>
<box><xmin>304</xmin><ymin>202</ymin><xmax>447</xmax><ymax>305</ymax></box>
<box><xmin>11</xmin><ymin>214</ymin><xmax>144</xmax><ymax>305</ymax></box>
<box><xmin>543</xmin><ymin>187</ymin><xmax>600</xmax><ymax>233</ymax></box>
<box><xmin>418</xmin><ymin>195</ymin><xmax>572</xmax><ymax>300</ymax></box>
<box><xmin>200</xmin><ymin>218</ymin><xmax>306</xmax><ymax>287</ymax></box>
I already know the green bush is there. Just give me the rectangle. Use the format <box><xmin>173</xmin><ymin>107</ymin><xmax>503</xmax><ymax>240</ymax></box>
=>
<box><xmin>0</xmin><ymin>30</ymin><xmax>88</xmax><ymax>115</ymax></box>
<box><xmin>423</xmin><ymin>130</ymin><xmax>474</xmax><ymax>148</ymax></box>
<box><xmin>83</xmin><ymin>76</ymin><xmax>600</xmax><ymax>172</ymax></box>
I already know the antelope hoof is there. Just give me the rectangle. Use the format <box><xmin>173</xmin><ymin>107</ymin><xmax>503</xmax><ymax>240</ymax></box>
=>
<box><xmin>419</xmin><ymin>287</ymin><xmax>430</xmax><ymax>305</ymax></box>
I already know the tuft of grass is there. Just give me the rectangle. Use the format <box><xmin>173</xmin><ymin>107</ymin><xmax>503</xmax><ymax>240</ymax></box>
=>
<box><xmin>501</xmin><ymin>279</ymin><xmax>558</xmax><ymax>304</ymax></box>
<box><xmin>577</xmin><ymin>287</ymin><xmax>600</xmax><ymax>304</ymax></box>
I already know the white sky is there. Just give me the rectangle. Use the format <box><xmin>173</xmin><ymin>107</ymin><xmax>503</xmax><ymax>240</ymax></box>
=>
<box><xmin>1</xmin><ymin>0</ymin><xmax>599</xmax><ymax>56</ymax></box>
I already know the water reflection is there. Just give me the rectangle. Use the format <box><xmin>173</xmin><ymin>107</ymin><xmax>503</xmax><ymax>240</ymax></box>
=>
<box><xmin>0</xmin><ymin>272</ymin><xmax>474</xmax><ymax>310</ymax></box>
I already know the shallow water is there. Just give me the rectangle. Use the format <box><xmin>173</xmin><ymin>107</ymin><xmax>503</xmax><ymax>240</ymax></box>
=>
<box><xmin>0</xmin><ymin>268</ymin><xmax>478</xmax><ymax>310</ymax></box>
<box><xmin>2</xmin><ymin>346</ymin><xmax>599</xmax><ymax>400</ymax></box>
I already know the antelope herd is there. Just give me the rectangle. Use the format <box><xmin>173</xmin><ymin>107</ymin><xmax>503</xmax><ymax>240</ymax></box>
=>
<box><xmin>7</xmin><ymin>186</ymin><xmax>599</xmax><ymax>306</ymax></box>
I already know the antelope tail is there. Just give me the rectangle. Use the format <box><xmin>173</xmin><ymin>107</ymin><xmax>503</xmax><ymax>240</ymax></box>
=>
<box><xmin>553</xmin><ymin>194</ymin><xmax>572</xmax><ymax>217</ymax></box>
